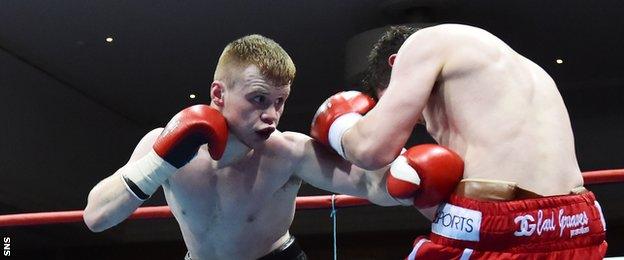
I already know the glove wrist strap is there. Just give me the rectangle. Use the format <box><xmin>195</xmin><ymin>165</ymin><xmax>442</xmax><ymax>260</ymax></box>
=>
<box><xmin>121</xmin><ymin>150</ymin><xmax>177</xmax><ymax>200</ymax></box>
<box><xmin>328</xmin><ymin>113</ymin><xmax>362</xmax><ymax>159</ymax></box>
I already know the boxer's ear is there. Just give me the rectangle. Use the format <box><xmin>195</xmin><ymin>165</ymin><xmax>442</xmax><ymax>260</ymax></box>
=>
<box><xmin>211</xmin><ymin>81</ymin><xmax>225</xmax><ymax>107</ymax></box>
<box><xmin>388</xmin><ymin>54</ymin><xmax>397</xmax><ymax>67</ymax></box>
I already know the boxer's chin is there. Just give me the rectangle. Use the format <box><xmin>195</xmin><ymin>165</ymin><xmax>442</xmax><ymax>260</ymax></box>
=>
<box><xmin>235</xmin><ymin>130</ymin><xmax>273</xmax><ymax>148</ymax></box>
<box><xmin>254</xmin><ymin>128</ymin><xmax>275</xmax><ymax>141</ymax></box>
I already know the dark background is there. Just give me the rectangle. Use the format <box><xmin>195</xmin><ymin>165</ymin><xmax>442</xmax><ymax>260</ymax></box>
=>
<box><xmin>1</xmin><ymin>0</ymin><xmax>623</xmax><ymax>259</ymax></box>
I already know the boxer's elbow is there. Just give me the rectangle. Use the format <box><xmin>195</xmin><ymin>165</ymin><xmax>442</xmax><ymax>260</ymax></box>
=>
<box><xmin>344</xmin><ymin>130</ymin><xmax>397</xmax><ymax>170</ymax></box>
<box><xmin>83</xmin><ymin>190</ymin><xmax>116</xmax><ymax>233</ymax></box>
<box><xmin>356</xmin><ymin>156</ymin><xmax>390</xmax><ymax>171</ymax></box>
<box><xmin>349</xmin><ymin>144</ymin><xmax>395</xmax><ymax>170</ymax></box>
<box><xmin>83</xmin><ymin>207</ymin><xmax>109</xmax><ymax>233</ymax></box>
<box><xmin>372</xmin><ymin>151</ymin><xmax>395</xmax><ymax>169</ymax></box>
<box><xmin>84</xmin><ymin>218</ymin><xmax>106</xmax><ymax>233</ymax></box>
<box><xmin>368</xmin><ymin>196</ymin><xmax>400</xmax><ymax>207</ymax></box>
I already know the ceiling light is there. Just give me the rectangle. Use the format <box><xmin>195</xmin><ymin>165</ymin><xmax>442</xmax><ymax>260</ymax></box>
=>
<box><xmin>555</xmin><ymin>58</ymin><xmax>563</xmax><ymax>64</ymax></box>
<box><xmin>189</xmin><ymin>94</ymin><xmax>196</xmax><ymax>99</ymax></box>
<box><xmin>106</xmin><ymin>37</ymin><xmax>114</xmax><ymax>43</ymax></box>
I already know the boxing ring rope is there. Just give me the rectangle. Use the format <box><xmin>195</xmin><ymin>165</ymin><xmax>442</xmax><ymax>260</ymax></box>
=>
<box><xmin>1</xmin><ymin>168</ymin><xmax>623</xmax><ymax>228</ymax></box>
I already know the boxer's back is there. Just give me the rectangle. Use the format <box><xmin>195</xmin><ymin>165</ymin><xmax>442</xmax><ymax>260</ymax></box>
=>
<box><xmin>424</xmin><ymin>24</ymin><xmax>583</xmax><ymax>195</ymax></box>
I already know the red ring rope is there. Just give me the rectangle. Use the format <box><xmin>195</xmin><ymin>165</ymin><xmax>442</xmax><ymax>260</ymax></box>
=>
<box><xmin>1</xmin><ymin>168</ymin><xmax>622</xmax><ymax>227</ymax></box>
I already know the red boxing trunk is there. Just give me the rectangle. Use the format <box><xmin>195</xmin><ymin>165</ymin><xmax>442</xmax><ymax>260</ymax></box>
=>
<box><xmin>407</xmin><ymin>192</ymin><xmax>607</xmax><ymax>260</ymax></box>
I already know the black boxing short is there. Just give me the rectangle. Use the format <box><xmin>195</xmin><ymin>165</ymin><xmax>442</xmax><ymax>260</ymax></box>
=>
<box><xmin>184</xmin><ymin>235</ymin><xmax>306</xmax><ymax>260</ymax></box>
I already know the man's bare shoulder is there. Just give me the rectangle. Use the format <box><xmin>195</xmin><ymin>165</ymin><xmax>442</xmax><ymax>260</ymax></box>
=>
<box><xmin>409</xmin><ymin>24</ymin><xmax>501</xmax><ymax>49</ymax></box>
<box><xmin>395</xmin><ymin>24</ymin><xmax>480</xmax><ymax>64</ymax></box>
<box><xmin>145</xmin><ymin>127</ymin><xmax>164</xmax><ymax>139</ymax></box>
<box><xmin>280</xmin><ymin>131</ymin><xmax>312</xmax><ymax>142</ymax></box>
<box><xmin>140</xmin><ymin>128</ymin><xmax>164</xmax><ymax>149</ymax></box>
<box><xmin>416</xmin><ymin>24</ymin><xmax>512</xmax><ymax>74</ymax></box>
<box><xmin>127</xmin><ymin>128</ymin><xmax>163</xmax><ymax>163</ymax></box>
<box><xmin>419</xmin><ymin>24</ymin><xmax>491</xmax><ymax>37</ymax></box>
<box><xmin>268</xmin><ymin>131</ymin><xmax>312</xmax><ymax>157</ymax></box>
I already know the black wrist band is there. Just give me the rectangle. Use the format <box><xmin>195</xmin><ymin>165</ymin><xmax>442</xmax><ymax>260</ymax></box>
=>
<box><xmin>122</xmin><ymin>174</ymin><xmax>150</xmax><ymax>200</ymax></box>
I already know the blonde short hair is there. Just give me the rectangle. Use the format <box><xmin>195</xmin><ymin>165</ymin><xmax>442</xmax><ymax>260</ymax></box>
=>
<box><xmin>214</xmin><ymin>34</ymin><xmax>296</xmax><ymax>87</ymax></box>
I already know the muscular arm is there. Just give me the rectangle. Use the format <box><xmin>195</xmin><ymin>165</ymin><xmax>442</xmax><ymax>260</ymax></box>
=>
<box><xmin>289</xmin><ymin>132</ymin><xmax>401</xmax><ymax>206</ymax></box>
<box><xmin>343</xmin><ymin>27</ymin><xmax>447</xmax><ymax>170</ymax></box>
<box><xmin>83</xmin><ymin>128</ymin><xmax>162</xmax><ymax>232</ymax></box>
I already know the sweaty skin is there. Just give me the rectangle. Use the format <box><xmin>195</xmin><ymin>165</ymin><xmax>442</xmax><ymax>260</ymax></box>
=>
<box><xmin>344</xmin><ymin>24</ymin><xmax>583</xmax><ymax>196</ymax></box>
<box><xmin>84</xmin><ymin>65</ymin><xmax>399</xmax><ymax>260</ymax></box>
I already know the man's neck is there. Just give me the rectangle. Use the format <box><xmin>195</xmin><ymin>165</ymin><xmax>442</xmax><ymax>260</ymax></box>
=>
<box><xmin>213</xmin><ymin>133</ymin><xmax>252</xmax><ymax>168</ymax></box>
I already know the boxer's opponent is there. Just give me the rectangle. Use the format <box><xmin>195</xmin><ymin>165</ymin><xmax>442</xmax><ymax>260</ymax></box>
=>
<box><xmin>312</xmin><ymin>24</ymin><xmax>607</xmax><ymax>259</ymax></box>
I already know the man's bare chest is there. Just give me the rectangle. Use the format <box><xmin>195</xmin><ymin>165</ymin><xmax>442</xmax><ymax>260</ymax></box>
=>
<box><xmin>162</xmin><ymin>155</ymin><xmax>300</xmax><ymax>226</ymax></box>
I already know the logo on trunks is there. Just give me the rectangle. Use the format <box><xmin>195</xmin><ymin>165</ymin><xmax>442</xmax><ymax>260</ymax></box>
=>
<box><xmin>431</xmin><ymin>203</ymin><xmax>482</xmax><ymax>242</ymax></box>
<box><xmin>513</xmin><ymin>209</ymin><xmax>589</xmax><ymax>238</ymax></box>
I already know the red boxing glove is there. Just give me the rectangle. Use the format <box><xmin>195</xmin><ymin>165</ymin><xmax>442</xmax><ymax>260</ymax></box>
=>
<box><xmin>122</xmin><ymin>105</ymin><xmax>228</xmax><ymax>200</ymax></box>
<box><xmin>310</xmin><ymin>91</ymin><xmax>375</xmax><ymax>157</ymax></box>
<box><xmin>153</xmin><ymin>105</ymin><xmax>228</xmax><ymax>168</ymax></box>
<box><xmin>386</xmin><ymin>144</ymin><xmax>464</xmax><ymax>208</ymax></box>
